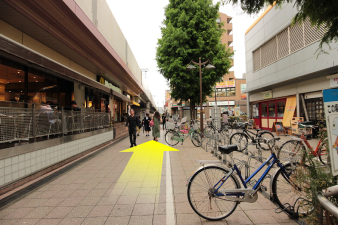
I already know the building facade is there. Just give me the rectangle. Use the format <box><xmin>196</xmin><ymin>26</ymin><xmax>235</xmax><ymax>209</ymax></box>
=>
<box><xmin>245</xmin><ymin>3</ymin><xmax>338</xmax><ymax>130</ymax></box>
<box><xmin>0</xmin><ymin>0</ymin><xmax>155</xmax><ymax>188</ymax></box>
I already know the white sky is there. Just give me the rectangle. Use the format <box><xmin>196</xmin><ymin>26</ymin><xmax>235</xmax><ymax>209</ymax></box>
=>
<box><xmin>106</xmin><ymin>0</ymin><xmax>261</xmax><ymax>107</ymax></box>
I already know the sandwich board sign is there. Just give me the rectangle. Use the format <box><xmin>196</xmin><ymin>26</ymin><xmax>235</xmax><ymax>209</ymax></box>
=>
<box><xmin>323</xmin><ymin>89</ymin><xmax>338</xmax><ymax>176</ymax></box>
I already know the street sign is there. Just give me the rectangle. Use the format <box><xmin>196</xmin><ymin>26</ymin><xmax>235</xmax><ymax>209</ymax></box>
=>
<box><xmin>323</xmin><ymin>89</ymin><xmax>338</xmax><ymax>176</ymax></box>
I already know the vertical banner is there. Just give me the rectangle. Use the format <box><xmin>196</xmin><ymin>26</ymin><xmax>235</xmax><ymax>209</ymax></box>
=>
<box><xmin>282</xmin><ymin>96</ymin><xmax>296</xmax><ymax>127</ymax></box>
<box><xmin>323</xmin><ymin>89</ymin><xmax>338</xmax><ymax>176</ymax></box>
<box><xmin>235</xmin><ymin>107</ymin><xmax>240</xmax><ymax>117</ymax></box>
<box><xmin>241</xmin><ymin>84</ymin><xmax>247</xmax><ymax>100</ymax></box>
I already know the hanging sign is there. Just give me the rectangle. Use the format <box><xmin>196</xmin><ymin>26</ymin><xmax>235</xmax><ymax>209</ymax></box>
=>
<box><xmin>215</xmin><ymin>80</ymin><xmax>235</xmax><ymax>88</ymax></box>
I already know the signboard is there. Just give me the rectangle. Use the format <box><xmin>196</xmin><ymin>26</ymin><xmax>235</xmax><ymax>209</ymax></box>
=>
<box><xmin>323</xmin><ymin>89</ymin><xmax>338</xmax><ymax>176</ymax></box>
<box><xmin>97</xmin><ymin>76</ymin><xmax>122</xmax><ymax>93</ymax></box>
<box><xmin>263</xmin><ymin>90</ymin><xmax>273</xmax><ymax>99</ymax></box>
<box><xmin>215</xmin><ymin>80</ymin><xmax>235</xmax><ymax>88</ymax></box>
<box><xmin>282</xmin><ymin>96</ymin><xmax>296</xmax><ymax>127</ymax></box>
<box><xmin>166</xmin><ymin>92</ymin><xmax>171</xmax><ymax>100</ymax></box>
<box><xmin>241</xmin><ymin>84</ymin><xmax>247</xmax><ymax>100</ymax></box>
<box><xmin>209</xmin><ymin>101</ymin><xmax>235</xmax><ymax>106</ymax></box>
<box><xmin>330</xmin><ymin>77</ymin><xmax>338</xmax><ymax>88</ymax></box>
<box><xmin>272</xmin><ymin>122</ymin><xmax>285</xmax><ymax>135</ymax></box>
<box><xmin>234</xmin><ymin>107</ymin><xmax>240</xmax><ymax>117</ymax></box>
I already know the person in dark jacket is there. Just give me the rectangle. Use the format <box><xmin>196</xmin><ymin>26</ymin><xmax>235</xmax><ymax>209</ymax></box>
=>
<box><xmin>126</xmin><ymin>109</ymin><xmax>139</xmax><ymax>147</ymax></box>
<box><xmin>71</xmin><ymin>101</ymin><xmax>81</xmax><ymax>111</ymax></box>
<box><xmin>143</xmin><ymin>113</ymin><xmax>151</xmax><ymax>136</ymax></box>
<box><xmin>162</xmin><ymin>113</ymin><xmax>167</xmax><ymax>130</ymax></box>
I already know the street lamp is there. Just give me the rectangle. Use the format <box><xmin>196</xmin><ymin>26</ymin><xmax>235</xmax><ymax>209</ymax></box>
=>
<box><xmin>186</xmin><ymin>58</ymin><xmax>215</xmax><ymax>132</ymax></box>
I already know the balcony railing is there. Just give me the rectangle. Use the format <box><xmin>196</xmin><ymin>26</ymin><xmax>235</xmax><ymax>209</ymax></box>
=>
<box><xmin>0</xmin><ymin>106</ymin><xmax>111</xmax><ymax>149</ymax></box>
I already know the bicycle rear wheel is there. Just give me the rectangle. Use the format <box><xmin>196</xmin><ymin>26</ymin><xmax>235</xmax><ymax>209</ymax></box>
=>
<box><xmin>258</xmin><ymin>132</ymin><xmax>275</xmax><ymax>151</ymax></box>
<box><xmin>230</xmin><ymin>133</ymin><xmax>248</xmax><ymax>152</ymax></box>
<box><xmin>165</xmin><ymin>130</ymin><xmax>180</xmax><ymax>146</ymax></box>
<box><xmin>272</xmin><ymin>163</ymin><xmax>311</xmax><ymax>217</ymax></box>
<box><xmin>191</xmin><ymin>132</ymin><xmax>202</xmax><ymax>147</ymax></box>
<box><xmin>279</xmin><ymin>140</ymin><xmax>304</xmax><ymax>164</ymax></box>
<box><xmin>187</xmin><ymin>166</ymin><xmax>240</xmax><ymax>220</ymax></box>
<box><xmin>318</xmin><ymin>142</ymin><xmax>328</xmax><ymax>165</ymax></box>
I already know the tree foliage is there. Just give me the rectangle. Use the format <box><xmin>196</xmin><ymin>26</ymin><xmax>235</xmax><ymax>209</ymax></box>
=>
<box><xmin>222</xmin><ymin>0</ymin><xmax>338</xmax><ymax>49</ymax></box>
<box><xmin>156</xmin><ymin>0</ymin><xmax>233</xmax><ymax>116</ymax></box>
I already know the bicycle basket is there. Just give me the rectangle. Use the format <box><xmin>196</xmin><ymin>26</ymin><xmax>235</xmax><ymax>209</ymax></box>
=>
<box><xmin>181</xmin><ymin>117</ymin><xmax>187</xmax><ymax>123</ymax></box>
<box><xmin>167</xmin><ymin>122</ymin><xmax>176</xmax><ymax>130</ymax></box>
<box><xmin>193</xmin><ymin>123</ymin><xmax>198</xmax><ymax>131</ymax></box>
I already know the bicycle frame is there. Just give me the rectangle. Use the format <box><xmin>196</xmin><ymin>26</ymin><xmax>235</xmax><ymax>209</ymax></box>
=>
<box><xmin>211</xmin><ymin>153</ymin><xmax>289</xmax><ymax>202</ymax></box>
<box><xmin>242</xmin><ymin>129</ymin><xmax>260</xmax><ymax>142</ymax></box>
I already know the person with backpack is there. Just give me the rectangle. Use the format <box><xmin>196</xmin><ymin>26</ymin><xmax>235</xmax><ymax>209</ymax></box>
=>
<box><xmin>126</xmin><ymin>109</ymin><xmax>140</xmax><ymax>147</ymax></box>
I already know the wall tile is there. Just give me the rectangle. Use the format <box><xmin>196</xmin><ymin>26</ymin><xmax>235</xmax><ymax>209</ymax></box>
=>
<box><xmin>5</xmin><ymin>166</ymin><xmax>11</xmax><ymax>175</ymax></box>
<box><xmin>12</xmin><ymin>171</ymin><xmax>19</xmax><ymax>180</ymax></box>
<box><xmin>31</xmin><ymin>151</ymin><xmax>36</xmax><ymax>158</ymax></box>
<box><xmin>0</xmin><ymin>168</ymin><xmax>4</xmax><ymax>177</ymax></box>
<box><xmin>25</xmin><ymin>152</ymin><xmax>31</xmax><ymax>161</ymax></box>
<box><xmin>5</xmin><ymin>158</ymin><xmax>11</xmax><ymax>167</ymax></box>
<box><xmin>0</xmin><ymin>176</ymin><xmax>4</xmax><ymax>186</ymax></box>
<box><xmin>12</xmin><ymin>156</ymin><xmax>19</xmax><ymax>164</ymax></box>
<box><xmin>0</xmin><ymin>160</ymin><xmax>4</xmax><ymax>168</ymax></box>
<box><xmin>30</xmin><ymin>158</ymin><xmax>36</xmax><ymax>166</ymax></box>
<box><xmin>19</xmin><ymin>154</ymin><xmax>25</xmax><ymax>163</ymax></box>
<box><xmin>26</xmin><ymin>167</ymin><xmax>31</xmax><ymax>175</ymax></box>
<box><xmin>5</xmin><ymin>174</ymin><xmax>12</xmax><ymax>183</ymax></box>
<box><xmin>12</xmin><ymin>163</ymin><xmax>19</xmax><ymax>173</ymax></box>
<box><xmin>36</xmin><ymin>162</ymin><xmax>42</xmax><ymax>170</ymax></box>
<box><xmin>19</xmin><ymin>169</ymin><xmax>25</xmax><ymax>177</ymax></box>
<box><xmin>19</xmin><ymin>161</ymin><xmax>25</xmax><ymax>170</ymax></box>
<box><xmin>37</xmin><ymin>150</ymin><xmax>42</xmax><ymax>156</ymax></box>
<box><xmin>31</xmin><ymin>164</ymin><xmax>36</xmax><ymax>173</ymax></box>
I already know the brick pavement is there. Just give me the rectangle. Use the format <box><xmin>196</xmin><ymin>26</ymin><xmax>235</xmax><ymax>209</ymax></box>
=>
<box><xmin>0</xmin><ymin>128</ymin><xmax>313</xmax><ymax>225</ymax></box>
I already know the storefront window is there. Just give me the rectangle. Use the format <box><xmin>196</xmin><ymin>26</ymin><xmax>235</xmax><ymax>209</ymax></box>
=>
<box><xmin>226</xmin><ymin>87</ymin><xmax>236</xmax><ymax>96</ymax></box>
<box><xmin>277</xmin><ymin>101</ymin><xmax>285</xmax><ymax>117</ymax></box>
<box><xmin>216</xmin><ymin>88</ymin><xmax>226</xmax><ymax>97</ymax></box>
<box><xmin>269</xmin><ymin>103</ymin><xmax>275</xmax><ymax>117</ymax></box>
<box><xmin>261</xmin><ymin>103</ymin><xmax>267</xmax><ymax>117</ymax></box>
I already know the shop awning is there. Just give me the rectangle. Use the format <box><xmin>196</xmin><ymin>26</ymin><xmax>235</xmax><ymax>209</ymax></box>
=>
<box><xmin>113</xmin><ymin>91</ymin><xmax>131</xmax><ymax>102</ymax></box>
<box><xmin>132</xmin><ymin>101</ymin><xmax>140</xmax><ymax>106</ymax></box>
<box><xmin>282</xmin><ymin>96</ymin><xmax>297</xmax><ymax>127</ymax></box>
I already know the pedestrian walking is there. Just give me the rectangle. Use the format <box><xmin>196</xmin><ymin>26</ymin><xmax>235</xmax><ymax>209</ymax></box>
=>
<box><xmin>162</xmin><ymin>113</ymin><xmax>167</xmax><ymax>130</ymax></box>
<box><xmin>126</xmin><ymin>109</ymin><xmax>140</xmax><ymax>148</ymax></box>
<box><xmin>137</xmin><ymin>116</ymin><xmax>141</xmax><ymax>136</ymax></box>
<box><xmin>152</xmin><ymin>111</ymin><xmax>162</xmax><ymax>141</ymax></box>
<box><xmin>143</xmin><ymin>113</ymin><xmax>151</xmax><ymax>136</ymax></box>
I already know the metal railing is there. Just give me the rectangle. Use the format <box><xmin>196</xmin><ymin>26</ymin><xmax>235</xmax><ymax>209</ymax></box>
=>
<box><xmin>317</xmin><ymin>185</ymin><xmax>338</xmax><ymax>220</ymax></box>
<box><xmin>0</xmin><ymin>106</ymin><xmax>111</xmax><ymax>147</ymax></box>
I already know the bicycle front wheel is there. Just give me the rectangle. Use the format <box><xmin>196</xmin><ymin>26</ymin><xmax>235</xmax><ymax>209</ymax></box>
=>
<box><xmin>191</xmin><ymin>132</ymin><xmax>202</xmax><ymax>147</ymax></box>
<box><xmin>272</xmin><ymin>164</ymin><xmax>311</xmax><ymax>217</ymax></box>
<box><xmin>230</xmin><ymin>133</ymin><xmax>248</xmax><ymax>151</ymax></box>
<box><xmin>165</xmin><ymin>130</ymin><xmax>180</xmax><ymax>146</ymax></box>
<box><xmin>187</xmin><ymin>166</ymin><xmax>240</xmax><ymax>221</ymax></box>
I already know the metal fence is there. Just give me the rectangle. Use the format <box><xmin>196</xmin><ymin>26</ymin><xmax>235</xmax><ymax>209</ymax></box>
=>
<box><xmin>0</xmin><ymin>107</ymin><xmax>111</xmax><ymax>145</ymax></box>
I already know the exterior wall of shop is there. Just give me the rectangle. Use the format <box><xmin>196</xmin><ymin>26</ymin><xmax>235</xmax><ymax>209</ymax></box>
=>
<box><xmin>74</xmin><ymin>0</ymin><xmax>142</xmax><ymax>84</ymax></box>
<box><xmin>74</xmin><ymin>82</ymin><xmax>86</xmax><ymax>108</ymax></box>
<box><xmin>0</xmin><ymin>19</ymin><xmax>96</xmax><ymax>81</ymax></box>
<box><xmin>245</xmin><ymin>2</ymin><xmax>338</xmax><ymax>93</ymax></box>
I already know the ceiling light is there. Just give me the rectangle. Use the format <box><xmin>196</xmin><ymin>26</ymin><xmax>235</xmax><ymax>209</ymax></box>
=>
<box><xmin>19</xmin><ymin>81</ymin><xmax>21</xmax><ymax>82</ymax></box>
<box><xmin>7</xmin><ymin>82</ymin><xmax>9</xmax><ymax>83</ymax></box>
<box><xmin>21</xmin><ymin>91</ymin><xmax>22</xmax><ymax>92</ymax></box>
<box><xmin>34</xmin><ymin>77</ymin><xmax>36</xmax><ymax>78</ymax></box>
<box><xmin>9</xmin><ymin>91</ymin><xmax>11</xmax><ymax>92</ymax></box>
<box><xmin>36</xmin><ymin>81</ymin><xmax>38</xmax><ymax>82</ymax></box>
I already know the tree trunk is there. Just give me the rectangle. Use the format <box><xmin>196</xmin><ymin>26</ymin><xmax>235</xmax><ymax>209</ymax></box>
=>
<box><xmin>190</xmin><ymin>101</ymin><xmax>196</xmax><ymax>120</ymax></box>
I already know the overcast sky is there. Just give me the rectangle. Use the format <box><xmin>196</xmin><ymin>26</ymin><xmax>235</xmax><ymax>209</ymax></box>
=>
<box><xmin>106</xmin><ymin>0</ymin><xmax>261</xmax><ymax>107</ymax></box>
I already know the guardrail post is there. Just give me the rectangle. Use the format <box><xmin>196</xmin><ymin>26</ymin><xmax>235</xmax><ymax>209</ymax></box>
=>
<box><xmin>93</xmin><ymin>110</ymin><xmax>95</xmax><ymax>130</ymax></box>
<box><xmin>32</xmin><ymin>104</ymin><xmax>36</xmax><ymax>143</ymax></box>
<box><xmin>71</xmin><ymin>109</ymin><xmax>74</xmax><ymax>135</ymax></box>
<box><xmin>61</xmin><ymin>107</ymin><xmax>64</xmax><ymax>137</ymax></box>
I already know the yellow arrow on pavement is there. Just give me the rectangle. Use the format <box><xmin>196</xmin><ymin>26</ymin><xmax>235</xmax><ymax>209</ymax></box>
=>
<box><xmin>112</xmin><ymin>140</ymin><xmax>179</xmax><ymax>197</ymax></box>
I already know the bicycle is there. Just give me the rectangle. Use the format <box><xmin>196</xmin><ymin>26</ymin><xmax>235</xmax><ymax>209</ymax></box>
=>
<box><xmin>230</xmin><ymin>123</ymin><xmax>275</xmax><ymax>151</ymax></box>
<box><xmin>187</xmin><ymin>138</ymin><xmax>310</xmax><ymax>220</ymax></box>
<box><xmin>165</xmin><ymin>120</ymin><xmax>202</xmax><ymax>147</ymax></box>
<box><xmin>204</xmin><ymin>119</ymin><xmax>233</xmax><ymax>137</ymax></box>
<box><xmin>280</xmin><ymin>125</ymin><xmax>328</xmax><ymax>165</ymax></box>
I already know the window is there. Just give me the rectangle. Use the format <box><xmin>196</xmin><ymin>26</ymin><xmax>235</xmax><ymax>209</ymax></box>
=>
<box><xmin>252</xmin><ymin>103</ymin><xmax>259</xmax><ymax>118</ymax></box>
<box><xmin>216</xmin><ymin>17</ymin><xmax>221</xmax><ymax>23</ymax></box>
<box><xmin>305</xmin><ymin>98</ymin><xmax>324</xmax><ymax>122</ymax></box>
<box><xmin>261</xmin><ymin>103</ymin><xmax>267</xmax><ymax>117</ymax></box>
<box><xmin>216</xmin><ymin>87</ymin><xmax>235</xmax><ymax>97</ymax></box>
<box><xmin>269</xmin><ymin>103</ymin><xmax>275</xmax><ymax>117</ymax></box>
<box><xmin>277</xmin><ymin>101</ymin><xmax>285</xmax><ymax>117</ymax></box>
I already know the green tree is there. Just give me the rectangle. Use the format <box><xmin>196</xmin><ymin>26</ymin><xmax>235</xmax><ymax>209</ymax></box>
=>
<box><xmin>156</xmin><ymin>0</ymin><xmax>233</xmax><ymax>119</ymax></box>
<box><xmin>222</xmin><ymin>0</ymin><xmax>338</xmax><ymax>49</ymax></box>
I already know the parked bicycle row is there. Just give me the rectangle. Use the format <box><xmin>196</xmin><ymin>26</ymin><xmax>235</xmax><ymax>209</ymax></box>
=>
<box><xmin>164</xmin><ymin>117</ymin><xmax>330</xmax><ymax>221</ymax></box>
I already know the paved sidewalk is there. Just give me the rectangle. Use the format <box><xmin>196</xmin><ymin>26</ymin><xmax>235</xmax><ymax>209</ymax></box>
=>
<box><xmin>0</xmin><ymin>129</ymin><xmax>303</xmax><ymax>225</ymax></box>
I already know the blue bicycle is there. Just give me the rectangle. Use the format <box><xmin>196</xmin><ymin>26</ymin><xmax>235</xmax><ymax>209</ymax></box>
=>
<box><xmin>187</xmin><ymin>137</ymin><xmax>310</xmax><ymax>220</ymax></box>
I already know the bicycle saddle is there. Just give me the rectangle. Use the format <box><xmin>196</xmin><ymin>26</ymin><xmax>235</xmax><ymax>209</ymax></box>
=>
<box><xmin>274</xmin><ymin>137</ymin><xmax>281</xmax><ymax>141</ymax></box>
<box><xmin>254</xmin><ymin>128</ymin><xmax>261</xmax><ymax>131</ymax></box>
<box><xmin>218</xmin><ymin>145</ymin><xmax>238</xmax><ymax>154</ymax></box>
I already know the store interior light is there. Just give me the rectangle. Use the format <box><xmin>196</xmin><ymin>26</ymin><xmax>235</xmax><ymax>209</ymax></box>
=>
<box><xmin>34</xmin><ymin>77</ymin><xmax>36</xmax><ymax>78</ymax></box>
<box><xmin>9</xmin><ymin>91</ymin><xmax>11</xmax><ymax>92</ymax></box>
<box><xmin>36</xmin><ymin>81</ymin><xmax>38</xmax><ymax>82</ymax></box>
<box><xmin>19</xmin><ymin>81</ymin><xmax>21</xmax><ymax>82</ymax></box>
